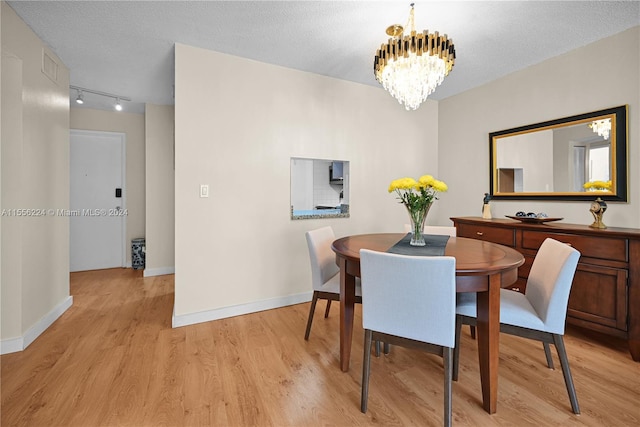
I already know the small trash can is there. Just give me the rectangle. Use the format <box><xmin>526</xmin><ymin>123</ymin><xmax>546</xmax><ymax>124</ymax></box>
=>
<box><xmin>132</xmin><ymin>238</ymin><xmax>145</xmax><ymax>270</ymax></box>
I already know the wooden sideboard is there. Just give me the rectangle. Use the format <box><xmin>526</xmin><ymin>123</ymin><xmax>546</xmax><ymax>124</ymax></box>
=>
<box><xmin>451</xmin><ymin>216</ymin><xmax>640</xmax><ymax>362</ymax></box>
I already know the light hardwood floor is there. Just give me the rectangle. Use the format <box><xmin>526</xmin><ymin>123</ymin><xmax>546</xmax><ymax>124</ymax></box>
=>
<box><xmin>2</xmin><ymin>268</ymin><xmax>639</xmax><ymax>426</ymax></box>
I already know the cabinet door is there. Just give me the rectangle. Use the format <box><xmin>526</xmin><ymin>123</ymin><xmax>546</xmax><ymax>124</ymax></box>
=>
<box><xmin>568</xmin><ymin>263</ymin><xmax>627</xmax><ymax>331</ymax></box>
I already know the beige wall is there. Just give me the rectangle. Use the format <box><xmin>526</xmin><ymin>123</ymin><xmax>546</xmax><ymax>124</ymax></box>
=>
<box><xmin>145</xmin><ymin>104</ymin><xmax>175</xmax><ymax>275</ymax></box>
<box><xmin>437</xmin><ymin>26</ymin><xmax>640</xmax><ymax>228</ymax></box>
<box><xmin>174</xmin><ymin>43</ymin><xmax>439</xmax><ymax>322</ymax></box>
<box><xmin>70</xmin><ymin>108</ymin><xmax>145</xmax><ymax>266</ymax></box>
<box><xmin>1</xmin><ymin>2</ymin><xmax>70</xmax><ymax>347</ymax></box>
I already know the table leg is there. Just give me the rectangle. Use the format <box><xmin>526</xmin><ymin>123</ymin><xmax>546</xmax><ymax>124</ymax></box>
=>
<box><xmin>475</xmin><ymin>273</ymin><xmax>501</xmax><ymax>414</ymax></box>
<box><xmin>339</xmin><ymin>257</ymin><xmax>356</xmax><ymax>372</ymax></box>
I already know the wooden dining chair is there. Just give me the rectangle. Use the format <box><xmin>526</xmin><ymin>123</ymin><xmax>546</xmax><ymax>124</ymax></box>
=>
<box><xmin>453</xmin><ymin>238</ymin><xmax>581</xmax><ymax>414</ymax></box>
<box><xmin>403</xmin><ymin>224</ymin><xmax>457</xmax><ymax>237</ymax></box>
<box><xmin>304</xmin><ymin>226</ymin><xmax>361</xmax><ymax>340</ymax></box>
<box><xmin>359</xmin><ymin>249</ymin><xmax>457</xmax><ymax>427</ymax></box>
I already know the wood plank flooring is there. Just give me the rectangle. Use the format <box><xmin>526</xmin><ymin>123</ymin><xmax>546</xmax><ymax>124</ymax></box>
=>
<box><xmin>2</xmin><ymin>268</ymin><xmax>639</xmax><ymax>426</ymax></box>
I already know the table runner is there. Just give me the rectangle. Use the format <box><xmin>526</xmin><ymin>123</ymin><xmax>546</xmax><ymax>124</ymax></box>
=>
<box><xmin>386</xmin><ymin>233</ymin><xmax>449</xmax><ymax>256</ymax></box>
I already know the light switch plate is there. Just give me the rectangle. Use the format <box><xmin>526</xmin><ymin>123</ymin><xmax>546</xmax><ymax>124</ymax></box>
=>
<box><xmin>200</xmin><ymin>184</ymin><xmax>209</xmax><ymax>198</ymax></box>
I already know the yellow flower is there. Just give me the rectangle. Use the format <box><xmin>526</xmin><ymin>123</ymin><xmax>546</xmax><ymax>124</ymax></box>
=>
<box><xmin>583</xmin><ymin>180</ymin><xmax>612</xmax><ymax>191</ymax></box>
<box><xmin>418</xmin><ymin>175</ymin><xmax>435</xmax><ymax>187</ymax></box>
<box><xmin>432</xmin><ymin>180</ymin><xmax>448</xmax><ymax>192</ymax></box>
<box><xmin>389</xmin><ymin>174</ymin><xmax>448</xmax><ymax>211</ymax></box>
<box><xmin>389</xmin><ymin>177</ymin><xmax>418</xmax><ymax>192</ymax></box>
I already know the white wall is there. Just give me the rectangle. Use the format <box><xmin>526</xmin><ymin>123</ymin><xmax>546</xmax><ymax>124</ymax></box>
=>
<box><xmin>144</xmin><ymin>104</ymin><xmax>175</xmax><ymax>276</ymax></box>
<box><xmin>438</xmin><ymin>26</ymin><xmax>639</xmax><ymax>228</ymax></box>
<box><xmin>69</xmin><ymin>108</ymin><xmax>145</xmax><ymax>266</ymax></box>
<box><xmin>1</xmin><ymin>2</ymin><xmax>71</xmax><ymax>353</ymax></box>
<box><xmin>497</xmin><ymin>130</ymin><xmax>553</xmax><ymax>192</ymax></box>
<box><xmin>174</xmin><ymin>43</ymin><xmax>439</xmax><ymax>325</ymax></box>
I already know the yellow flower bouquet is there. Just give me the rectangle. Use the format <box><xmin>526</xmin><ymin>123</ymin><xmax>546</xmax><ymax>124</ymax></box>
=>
<box><xmin>389</xmin><ymin>175</ymin><xmax>448</xmax><ymax>246</ymax></box>
<box><xmin>583</xmin><ymin>180</ymin><xmax>612</xmax><ymax>192</ymax></box>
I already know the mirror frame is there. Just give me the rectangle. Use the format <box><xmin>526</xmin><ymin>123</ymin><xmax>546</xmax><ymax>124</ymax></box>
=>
<box><xmin>489</xmin><ymin>105</ymin><xmax>628</xmax><ymax>201</ymax></box>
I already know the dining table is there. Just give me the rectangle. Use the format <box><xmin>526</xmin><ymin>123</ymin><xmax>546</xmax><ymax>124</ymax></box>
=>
<box><xmin>331</xmin><ymin>233</ymin><xmax>525</xmax><ymax>414</ymax></box>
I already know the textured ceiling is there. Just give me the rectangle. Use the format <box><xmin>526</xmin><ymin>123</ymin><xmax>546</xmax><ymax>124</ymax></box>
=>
<box><xmin>7</xmin><ymin>1</ymin><xmax>640</xmax><ymax>113</ymax></box>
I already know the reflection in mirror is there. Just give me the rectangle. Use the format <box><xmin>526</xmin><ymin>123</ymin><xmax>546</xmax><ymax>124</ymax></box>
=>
<box><xmin>490</xmin><ymin>105</ymin><xmax>627</xmax><ymax>201</ymax></box>
<box><xmin>290</xmin><ymin>157</ymin><xmax>350</xmax><ymax>219</ymax></box>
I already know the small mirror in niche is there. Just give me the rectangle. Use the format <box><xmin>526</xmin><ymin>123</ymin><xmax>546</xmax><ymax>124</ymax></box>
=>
<box><xmin>290</xmin><ymin>157</ymin><xmax>350</xmax><ymax>220</ymax></box>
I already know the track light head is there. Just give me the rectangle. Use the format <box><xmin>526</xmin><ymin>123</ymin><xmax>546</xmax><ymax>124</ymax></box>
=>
<box><xmin>114</xmin><ymin>98</ymin><xmax>122</xmax><ymax>111</ymax></box>
<box><xmin>75</xmin><ymin>90</ymin><xmax>84</xmax><ymax>104</ymax></box>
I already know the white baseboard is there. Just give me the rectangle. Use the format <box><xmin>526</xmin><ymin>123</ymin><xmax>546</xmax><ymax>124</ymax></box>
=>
<box><xmin>1</xmin><ymin>337</ymin><xmax>23</xmax><ymax>355</ymax></box>
<box><xmin>143</xmin><ymin>266</ymin><xmax>175</xmax><ymax>277</ymax></box>
<box><xmin>172</xmin><ymin>291</ymin><xmax>312</xmax><ymax>328</ymax></box>
<box><xmin>1</xmin><ymin>296</ymin><xmax>73</xmax><ymax>355</ymax></box>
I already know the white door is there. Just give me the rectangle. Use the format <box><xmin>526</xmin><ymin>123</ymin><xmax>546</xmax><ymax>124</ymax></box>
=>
<box><xmin>70</xmin><ymin>130</ymin><xmax>126</xmax><ymax>272</ymax></box>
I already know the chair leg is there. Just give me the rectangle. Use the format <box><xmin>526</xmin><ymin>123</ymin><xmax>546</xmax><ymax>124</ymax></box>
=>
<box><xmin>553</xmin><ymin>334</ymin><xmax>580</xmax><ymax>414</ymax></box>
<box><xmin>543</xmin><ymin>342</ymin><xmax>555</xmax><ymax>369</ymax></box>
<box><xmin>324</xmin><ymin>299</ymin><xmax>332</xmax><ymax>318</ymax></box>
<box><xmin>443</xmin><ymin>347</ymin><xmax>453</xmax><ymax>427</ymax></box>
<box><xmin>374</xmin><ymin>341</ymin><xmax>390</xmax><ymax>356</ymax></box>
<box><xmin>361</xmin><ymin>329</ymin><xmax>373</xmax><ymax>413</ymax></box>
<box><xmin>453</xmin><ymin>315</ymin><xmax>462</xmax><ymax>381</ymax></box>
<box><xmin>304</xmin><ymin>291</ymin><xmax>320</xmax><ymax>340</ymax></box>
<box><xmin>470</xmin><ymin>325</ymin><xmax>476</xmax><ymax>339</ymax></box>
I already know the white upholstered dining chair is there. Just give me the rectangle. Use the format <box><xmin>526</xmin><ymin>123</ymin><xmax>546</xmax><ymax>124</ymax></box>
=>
<box><xmin>453</xmin><ymin>237</ymin><xmax>581</xmax><ymax>414</ymax></box>
<box><xmin>359</xmin><ymin>249</ymin><xmax>457</xmax><ymax>427</ymax></box>
<box><xmin>304</xmin><ymin>226</ymin><xmax>361</xmax><ymax>340</ymax></box>
<box><xmin>402</xmin><ymin>224</ymin><xmax>473</xmax><ymax>341</ymax></box>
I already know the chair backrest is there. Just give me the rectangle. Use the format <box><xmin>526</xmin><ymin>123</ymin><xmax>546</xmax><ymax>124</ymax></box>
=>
<box><xmin>525</xmin><ymin>238</ymin><xmax>581</xmax><ymax>334</ymax></box>
<box><xmin>359</xmin><ymin>249</ymin><xmax>456</xmax><ymax>348</ymax></box>
<box><xmin>305</xmin><ymin>226</ymin><xmax>339</xmax><ymax>291</ymax></box>
<box><xmin>403</xmin><ymin>224</ymin><xmax>457</xmax><ymax>237</ymax></box>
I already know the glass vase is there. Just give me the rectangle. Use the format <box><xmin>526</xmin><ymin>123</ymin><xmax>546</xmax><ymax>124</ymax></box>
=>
<box><xmin>406</xmin><ymin>202</ymin><xmax>432</xmax><ymax>246</ymax></box>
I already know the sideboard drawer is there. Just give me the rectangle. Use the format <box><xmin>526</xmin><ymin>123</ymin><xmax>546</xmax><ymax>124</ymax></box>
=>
<box><xmin>457</xmin><ymin>223</ymin><xmax>515</xmax><ymax>247</ymax></box>
<box><xmin>521</xmin><ymin>230</ymin><xmax>627</xmax><ymax>262</ymax></box>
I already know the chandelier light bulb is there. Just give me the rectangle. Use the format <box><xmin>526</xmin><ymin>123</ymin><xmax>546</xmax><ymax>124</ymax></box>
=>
<box><xmin>590</xmin><ymin>119</ymin><xmax>611</xmax><ymax>140</ymax></box>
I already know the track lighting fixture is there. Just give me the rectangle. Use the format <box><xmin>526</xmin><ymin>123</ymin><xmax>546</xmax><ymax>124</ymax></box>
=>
<box><xmin>69</xmin><ymin>85</ymin><xmax>131</xmax><ymax>112</ymax></box>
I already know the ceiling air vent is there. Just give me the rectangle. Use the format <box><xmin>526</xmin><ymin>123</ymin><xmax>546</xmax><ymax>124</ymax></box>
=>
<box><xmin>41</xmin><ymin>49</ymin><xmax>59</xmax><ymax>84</ymax></box>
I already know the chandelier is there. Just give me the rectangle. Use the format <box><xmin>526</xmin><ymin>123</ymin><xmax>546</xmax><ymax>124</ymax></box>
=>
<box><xmin>373</xmin><ymin>3</ymin><xmax>455</xmax><ymax>110</ymax></box>
<box><xmin>589</xmin><ymin>118</ymin><xmax>611</xmax><ymax>140</ymax></box>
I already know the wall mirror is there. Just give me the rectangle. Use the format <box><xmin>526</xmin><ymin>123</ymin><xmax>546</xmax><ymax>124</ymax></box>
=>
<box><xmin>489</xmin><ymin>105</ymin><xmax>627</xmax><ymax>201</ymax></box>
<box><xmin>290</xmin><ymin>157</ymin><xmax>350</xmax><ymax>220</ymax></box>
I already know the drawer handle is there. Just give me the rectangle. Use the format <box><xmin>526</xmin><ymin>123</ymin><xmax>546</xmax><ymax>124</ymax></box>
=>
<box><xmin>476</xmin><ymin>231</ymin><xmax>484</xmax><ymax>236</ymax></box>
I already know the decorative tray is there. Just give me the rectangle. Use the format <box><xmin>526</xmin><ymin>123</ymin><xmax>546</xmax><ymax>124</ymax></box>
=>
<box><xmin>505</xmin><ymin>215</ymin><xmax>564</xmax><ymax>224</ymax></box>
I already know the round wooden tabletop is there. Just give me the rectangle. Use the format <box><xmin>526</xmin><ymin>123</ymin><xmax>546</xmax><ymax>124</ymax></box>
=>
<box><xmin>332</xmin><ymin>233</ymin><xmax>525</xmax><ymax>290</ymax></box>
